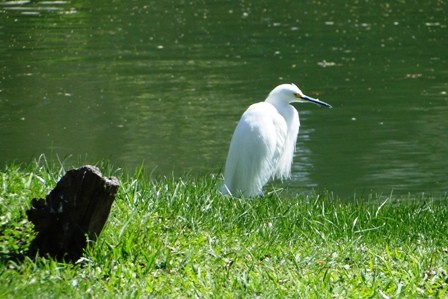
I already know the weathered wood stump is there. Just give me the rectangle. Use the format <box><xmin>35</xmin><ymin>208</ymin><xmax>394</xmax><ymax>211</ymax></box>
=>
<box><xmin>26</xmin><ymin>165</ymin><xmax>120</xmax><ymax>262</ymax></box>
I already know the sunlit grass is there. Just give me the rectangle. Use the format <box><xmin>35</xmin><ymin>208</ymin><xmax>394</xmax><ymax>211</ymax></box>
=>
<box><xmin>1</xmin><ymin>160</ymin><xmax>447</xmax><ymax>298</ymax></box>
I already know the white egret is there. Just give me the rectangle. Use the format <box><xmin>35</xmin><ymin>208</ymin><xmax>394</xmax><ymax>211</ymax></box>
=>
<box><xmin>220</xmin><ymin>83</ymin><xmax>332</xmax><ymax>197</ymax></box>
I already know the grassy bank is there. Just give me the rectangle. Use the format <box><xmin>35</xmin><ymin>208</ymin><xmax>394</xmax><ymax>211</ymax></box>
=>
<box><xmin>1</xmin><ymin>161</ymin><xmax>447</xmax><ymax>298</ymax></box>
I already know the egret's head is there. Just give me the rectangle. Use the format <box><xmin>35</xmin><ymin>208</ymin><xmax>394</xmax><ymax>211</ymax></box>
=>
<box><xmin>267</xmin><ymin>83</ymin><xmax>332</xmax><ymax>108</ymax></box>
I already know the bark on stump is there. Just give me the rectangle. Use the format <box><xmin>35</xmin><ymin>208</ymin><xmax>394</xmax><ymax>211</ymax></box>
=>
<box><xmin>26</xmin><ymin>165</ymin><xmax>120</xmax><ymax>261</ymax></box>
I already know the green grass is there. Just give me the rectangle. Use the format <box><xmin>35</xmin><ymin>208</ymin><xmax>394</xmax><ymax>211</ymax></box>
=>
<box><xmin>1</xmin><ymin>159</ymin><xmax>448</xmax><ymax>298</ymax></box>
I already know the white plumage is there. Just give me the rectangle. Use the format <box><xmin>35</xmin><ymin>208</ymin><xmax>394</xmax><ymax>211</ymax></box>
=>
<box><xmin>220</xmin><ymin>83</ymin><xmax>331</xmax><ymax>197</ymax></box>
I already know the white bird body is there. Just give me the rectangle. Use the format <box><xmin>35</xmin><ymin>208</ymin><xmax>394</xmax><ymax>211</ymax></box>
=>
<box><xmin>221</xmin><ymin>83</ymin><xmax>331</xmax><ymax>197</ymax></box>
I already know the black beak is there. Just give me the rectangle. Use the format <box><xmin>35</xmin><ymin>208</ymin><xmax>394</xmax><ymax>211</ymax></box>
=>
<box><xmin>301</xmin><ymin>95</ymin><xmax>332</xmax><ymax>108</ymax></box>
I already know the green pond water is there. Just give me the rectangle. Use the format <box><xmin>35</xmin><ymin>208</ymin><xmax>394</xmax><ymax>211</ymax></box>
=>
<box><xmin>1</xmin><ymin>1</ymin><xmax>447</xmax><ymax>197</ymax></box>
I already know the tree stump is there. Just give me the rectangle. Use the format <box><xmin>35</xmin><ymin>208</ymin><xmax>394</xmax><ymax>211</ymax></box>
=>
<box><xmin>26</xmin><ymin>165</ymin><xmax>120</xmax><ymax>262</ymax></box>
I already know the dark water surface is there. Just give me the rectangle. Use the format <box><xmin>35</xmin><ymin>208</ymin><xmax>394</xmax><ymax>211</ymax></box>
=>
<box><xmin>1</xmin><ymin>1</ymin><xmax>447</xmax><ymax>197</ymax></box>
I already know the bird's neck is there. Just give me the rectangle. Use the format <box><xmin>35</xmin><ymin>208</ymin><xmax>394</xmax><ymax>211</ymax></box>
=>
<box><xmin>265</xmin><ymin>96</ymin><xmax>298</xmax><ymax>125</ymax></box>
<box><xmin>265</xmin><ymin>95</ymin><xmax>290</xmax><ymax>111</ymax></box>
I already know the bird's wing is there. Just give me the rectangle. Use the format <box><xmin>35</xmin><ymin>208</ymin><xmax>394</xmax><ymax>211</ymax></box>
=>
<box><xmin>222</xmin><ymin>102</ymin><xmax>287</xmax><ymax>196</ymax></box>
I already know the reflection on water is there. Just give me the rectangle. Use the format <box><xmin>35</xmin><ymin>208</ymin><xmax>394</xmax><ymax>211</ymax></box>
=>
<box><xmin>0</xmin><ymin>1</ymin><xmax>447</xmax><ymax>197</ymax></box>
